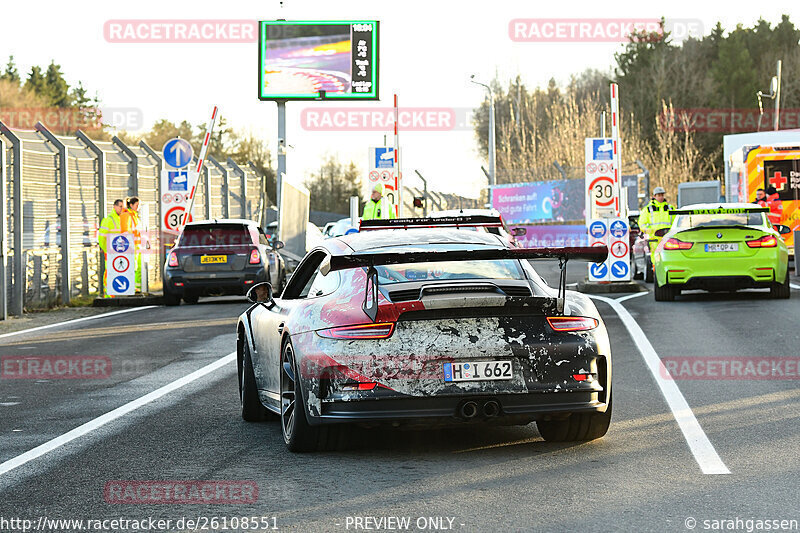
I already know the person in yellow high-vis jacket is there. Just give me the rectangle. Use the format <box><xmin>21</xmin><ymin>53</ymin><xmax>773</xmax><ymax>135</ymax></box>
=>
<box><xmin>120</xmin><ymin>197</ymin><xmax>142</xmax><ymax>292</ymax></box>
<box><xmin>362</xmin><ymin>183</ymin><xmax>397</xmax><ymax>220</ymax></box>
<box><xmin>98</xmin><ymin>199</ymin><xmax>124</xmax><ymax>295</ymax></box>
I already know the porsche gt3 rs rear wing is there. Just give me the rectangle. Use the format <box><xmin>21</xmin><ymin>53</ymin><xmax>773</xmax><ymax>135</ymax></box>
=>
<box><xmin>359</xmin><ymin>215</ymin><xmax>503</xmax><ymax>231</ymax></box>
<box><xmin>668</xmin><ymin>206</ymin><xmax>769</xmax><ymax>215</ymax></box>
<box><xmin>320</xmin><ymin>246</ymin><xmax>609</xmax><ymax>321</ymax></box>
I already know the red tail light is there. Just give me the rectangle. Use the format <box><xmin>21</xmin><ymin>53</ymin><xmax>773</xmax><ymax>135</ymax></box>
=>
<box><xmin>746</xmin><ymin>235</ymin><xmax>777</xmax><ymax>248</ymax></box>
<box><xmin>547</xmin><ymin>317</ymin><xmax>599</xmax><ymax>332</ymax></box>
<box><xmin>318</xmin><ymin>322</ymin><xmax>396</xmax><ymax>340</ymax></box>
<box><xmin>168</xmin><ymin>252</ymin><xmax>179</xmax><ymax>267</ymax></box>
<box><xmin>663</xmin><ymin>238</ymin><xmax>693</xmax><ymax>250</ymax></box>
<box><xmin>249</xmin><ymin>249</ymin><xmax>261</xmax><ymax>264</ymax></box>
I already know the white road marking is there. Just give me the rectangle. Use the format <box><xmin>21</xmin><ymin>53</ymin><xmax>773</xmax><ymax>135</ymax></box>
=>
<box><xmin>0</xmin><ymin>306</ymin><xmax>157</xmax><ymax>341</ymax></box>
<box><xmin>790</xmin><ymin>283</ymin><xmax>800</xmax><ymax>290</ymax></box>
<box><xmin>0</xmin><ymin>351</ymin><xmax>235</xmax><ymax>478</ymax></box>
<box><xmin>591</xmin><ymin>293</ymin><xmax>731</xmax><ymax>475</ymax></box>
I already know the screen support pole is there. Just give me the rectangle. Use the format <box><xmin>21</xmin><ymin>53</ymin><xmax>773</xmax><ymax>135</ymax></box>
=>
<box><xmin>277</xmin><ymin>100</ymin><xmax>286</xmax><ymax>239</ymax></box>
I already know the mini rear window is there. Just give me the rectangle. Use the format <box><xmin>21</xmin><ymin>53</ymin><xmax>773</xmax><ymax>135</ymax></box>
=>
<box><xmin>179</xmin><ymin>225</ymin><xmax>254</xmax><ymax>247</ymax></box>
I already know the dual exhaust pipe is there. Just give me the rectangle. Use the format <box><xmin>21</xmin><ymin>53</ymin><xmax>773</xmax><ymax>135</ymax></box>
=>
<box><xmin>458</xmin><ymin>400</ymin><xmax>501</xmax><ymax>419</ymax></box>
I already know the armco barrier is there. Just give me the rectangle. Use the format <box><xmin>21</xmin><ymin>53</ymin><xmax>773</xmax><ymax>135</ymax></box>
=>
<box><xmin>0</xmin><ymin>121</ymin><xmax>267</xmax><ymax>315</ymax></box>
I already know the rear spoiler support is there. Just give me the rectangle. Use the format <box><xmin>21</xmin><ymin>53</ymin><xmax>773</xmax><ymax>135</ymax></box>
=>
<box><xmin>320</xmin><ymin>247</ymin><xmax>608</xmax><ymax>322</ymax></box>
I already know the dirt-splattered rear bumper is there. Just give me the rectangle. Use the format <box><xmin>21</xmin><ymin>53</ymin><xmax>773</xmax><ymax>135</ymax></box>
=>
<box><xmin>309</xmin><ymin>391</ymin><xmax>608</xmax><ymax>426</ymax></box>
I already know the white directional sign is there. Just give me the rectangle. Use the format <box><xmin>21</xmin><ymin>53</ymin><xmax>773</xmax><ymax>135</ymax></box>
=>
<box><xmin>160</xmin><ymin>169</ymin><xmax>200</xmax><ymax>235</ymax></box>
<box><xmin>107</xmin><ymin>233</ymin><xmax>135</xmax><ymax>296</ymax></box>
<box><xmin>368</xmin><ymin>147</ymin><xmax>399</xmax><ymax>217</ymax></box>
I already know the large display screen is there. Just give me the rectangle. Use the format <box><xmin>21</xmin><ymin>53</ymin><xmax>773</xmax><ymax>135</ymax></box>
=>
<box><xmin>258</xmin><ymin>20</ymin><xmax>379</xmax><ymax>100</ymax></box>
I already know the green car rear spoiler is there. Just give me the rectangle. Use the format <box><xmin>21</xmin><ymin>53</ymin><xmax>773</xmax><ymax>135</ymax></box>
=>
<box><xmin>320</xmin><ymin>246</ymin><xmax>609</xmax><ymax>321</ymax></box>
<box><xmin>669</xmin><ymin>206</ymin><xmax>769</xmax><ymax>215</ymax></box>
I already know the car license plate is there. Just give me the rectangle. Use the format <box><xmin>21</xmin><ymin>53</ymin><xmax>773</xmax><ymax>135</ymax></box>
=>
<box><xmin>443</xmin><ymin>361</ymin><xmax>512</xmax><ymax>382</ymax></box>
<box><xmin>200</xmin><ymin>255</ymin><xmax>227</xmax><ymax>264</ymax></box>
<box><xmin>705</xmin><ymin>243</ymin><xmax>739</xmax><ymax>252</ymax></box>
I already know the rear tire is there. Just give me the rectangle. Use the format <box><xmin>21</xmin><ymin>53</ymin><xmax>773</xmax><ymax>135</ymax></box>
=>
<box><xmin>281</xmin><ymin>340</ymin><xmax>330</xmax><ymax>452</ymax></box>
<box><xmin>163</xmin><ymin>291</ymin><xmax>181</xmax><ymax>306</ymax></box>
<box><xmin>644</xmin><ymin>255</ymin><xmax>654</xmax><ymax>283</ymax></box>
<box><xmin>654</xmin><ymin>277</ymin><xmax>675</xmax><ymax>301</ymax></box>
<box><xmin>183</xmin><ymin>293</ymin><xmax>199</xmax><ymax>304</ymax></box>
<box><xmin>770</xmin><ymin>270</ymin><xmax>791</xmax><ymax>299</ymax></box>
<box><xmin>240</xmin><ymin>340</ymin><xmax>269</xmax><ymax>422</ymax></box>
<box><xmin>538</xmin><ymin>394</ymin><xmax>612</xmax><ymax>442</ymax></box>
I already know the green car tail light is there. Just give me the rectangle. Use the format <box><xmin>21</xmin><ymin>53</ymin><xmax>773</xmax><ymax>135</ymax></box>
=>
<box><xmin>663</xmin><ymin>238</ymin><xmax>694</xmax><ymax>250</ymax></box>
<box><xmin>746</xmin><ymin>235</ymin><xmax>778</xmax><ymax>248</ymax></box>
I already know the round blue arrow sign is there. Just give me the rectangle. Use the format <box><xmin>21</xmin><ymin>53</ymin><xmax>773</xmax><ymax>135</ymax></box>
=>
<box><xmin>590</xmin><ymin>262</ymin><xmax>608</xmax><ymax>278</ymax></box>
<box><xmin>162</xmin><ymin>138</ymin><xmax>193</xmax><ymax>169</ymax></box>
<box><xmin>611</xmin><ymin>261</ymin><xmax>629</xmax><ymax>278</ymax></box>
<box><xmin>112</xmin><ymin>276</ymin><xmax>130</xmax><ymax>293</ymax></box>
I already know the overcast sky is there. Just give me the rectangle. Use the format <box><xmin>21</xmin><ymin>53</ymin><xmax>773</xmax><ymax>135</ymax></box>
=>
<box><xmin>2</xmin><ymin>1</ymin><xmax>797</xmax><ymax>199</ymax></box>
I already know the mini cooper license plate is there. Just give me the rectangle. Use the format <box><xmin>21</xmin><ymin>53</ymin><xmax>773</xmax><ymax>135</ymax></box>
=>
<box><xmin>200</xmin><ymin>255</ymin><xmax>227</xmax><ymax>264</ymax></box>
<box><xmin>443</xmin><ymin>361</ymin><xmax>512</xmax><ymax>382</ymax></box>
<box><xmin>705</xmin><ymin>243</ymin><xmax>739</xmax><ymax>252</ymax></box>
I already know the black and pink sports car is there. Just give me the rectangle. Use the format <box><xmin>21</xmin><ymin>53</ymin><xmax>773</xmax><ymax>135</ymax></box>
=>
<box><xmin>236</xmin><ymin>217</ymin><xmax>612</xmax><ymax>452</ymax></box>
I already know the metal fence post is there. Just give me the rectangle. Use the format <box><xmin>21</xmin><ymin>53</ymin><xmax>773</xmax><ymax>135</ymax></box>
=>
<box><xmin>248</xmin><ymin>162</ymin><xmax>267</xmax><ymax>226</ymax></box>
<box><xmin>0</xmin><ymin>136</ymin><xmax>7</xmax><ymax>319</ymax></box>
<box><xmin>0</xmin><ymin>124</ymin><xmax>23</xmax><ymax>315</ymax></box>
<box><xmin>203</xmin><ymin>165</ymin><xmax>211</xmax><ymax>220</ymax></box>
<box><xmin>77</xmin><ymin>130</ymin><xmax>106</xmax><ymax>296</ymax></box>
<box><xmin>35</xmin><ymin>122</ymin><xmax>71</xmax><ymax>305</ymax></box>
<box><xmin>209</xmin><ymin>156</ymin><xmax>229</xmax><ymax>219</ymax></box>
<box><xmin>227</xmin><ymin>158</ymin><xmax>247</xmax><ymax>219</ymax></box>
<box><xmin>112</xmin><ymin>136</ymin><xmax>138</xmax><ymax>197</ymax></box>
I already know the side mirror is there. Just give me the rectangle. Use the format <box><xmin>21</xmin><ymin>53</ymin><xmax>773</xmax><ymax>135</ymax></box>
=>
<box><xmin>774</xmin><ymin>224</ymin><xmax>792</xmax><ymax>235</ymax></box>
<box><xmin>511</xmin><ymin>227</ymin><xmax>527</xmax><ymax>237</ymax></box>
<box><xmin>246</xmin><ymin>282</ymin><xmax>274</xmax><ymax>305</ymax></box>
<box><xmin>654</xmin><ymin>228</ymin><xmax>670</xmax><ymax>237</ymax></box>
<box><xmin>272</xmin><ymin>240</ymin><xmax>285</xmax><ymax>250</ymax></box>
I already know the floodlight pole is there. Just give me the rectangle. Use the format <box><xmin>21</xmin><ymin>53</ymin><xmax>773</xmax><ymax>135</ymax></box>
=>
<box><xmin>277</xmin><ymin>100</ymin><xmax>286</xmax><ymax>239</ymax></box>
<box><xmin>774</xmin><ymin>60</ymin><xmax>782</xmax><ymax>131</ymax></box>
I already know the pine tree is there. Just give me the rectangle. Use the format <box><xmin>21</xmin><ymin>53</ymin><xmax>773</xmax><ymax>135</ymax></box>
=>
<box><xmin>1</xmin><ymin>55</ymin><xmax>20</xmax><ymax>84</ymax></box>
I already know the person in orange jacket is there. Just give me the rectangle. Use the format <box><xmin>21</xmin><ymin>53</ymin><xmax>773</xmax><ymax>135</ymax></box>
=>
<box><xmin>765</xmin><ymin>186</ymin><xmax>783</xmax><ymax>226</ymax></box>
<box><xmin>119</xmin><ymin>197</ymin><xmax>142</xmax><ymax>291</ymax></box>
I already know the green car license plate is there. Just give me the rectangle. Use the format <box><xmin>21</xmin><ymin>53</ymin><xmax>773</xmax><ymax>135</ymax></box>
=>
<box><xmin>705</xmin><ymin>243</ymin><xmax>739</xmax><ymax>252</ymax></box>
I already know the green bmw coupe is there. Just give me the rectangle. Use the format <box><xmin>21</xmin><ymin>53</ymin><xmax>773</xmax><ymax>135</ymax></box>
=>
<box><xmin>652</xmin><ymin>204</ymin><xmax>791</xmax><ymax>301</ymax></box>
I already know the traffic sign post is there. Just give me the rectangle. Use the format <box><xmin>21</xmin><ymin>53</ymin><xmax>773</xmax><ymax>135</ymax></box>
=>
<box><xmin>586</xmin><ymin>135</ymin><xmax>630</xmax><ymax>282</ymax></box>
<box><xmin>107</xmin><ymin>233</ymin><xmax>135</xmax><ymax>296</ymax></box>
<box><xmin>369</xmin><ymin>146</ymin><xmax>399</xmax><ymax>217</ymax></box>
<box><xmin>160</xmin><ymin>169</ymin><xmax>199</xmax><ymax>236</ymax></box>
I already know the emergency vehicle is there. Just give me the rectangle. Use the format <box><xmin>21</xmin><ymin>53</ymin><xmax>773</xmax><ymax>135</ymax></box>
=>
<box><xmin>728</xmin><ymin>143</ymin><xmax>800</xmax><ymax>255</ymax></box>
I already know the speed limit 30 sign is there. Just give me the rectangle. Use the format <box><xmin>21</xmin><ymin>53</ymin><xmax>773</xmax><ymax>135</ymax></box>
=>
<box><xmin>160</xmin><ymin>169</ymin><xmax>200</xmax><ymax>235</ymax></box>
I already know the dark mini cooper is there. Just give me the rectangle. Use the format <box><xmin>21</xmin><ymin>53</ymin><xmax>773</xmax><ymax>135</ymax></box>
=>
<box><xmin>163</xmin><ymin>219</ymin><xmax>285</xmax><ymax>305</ymax></box>
<box><xmin>236</xmin><ymin>217</ymin><xmax>612</xmax><ymax>452</ymax></box>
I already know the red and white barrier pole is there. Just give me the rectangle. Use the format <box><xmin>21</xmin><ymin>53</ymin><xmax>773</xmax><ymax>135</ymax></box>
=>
<box><xmin>393</xmin><ymin>94</ymin><xmax>401</xmax><ymax>217</ymax></box>
<box><xmin>609</xmin><ymin>84</ymin><xmax>621</xmax><ymax>217</ymax></box>
<box><xmin>183</xmin><ymin>106</ymin><xmax>218</xmax><ymax>227</ymax></box>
